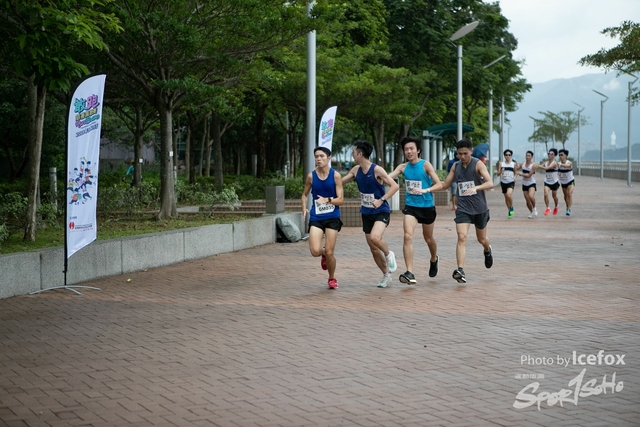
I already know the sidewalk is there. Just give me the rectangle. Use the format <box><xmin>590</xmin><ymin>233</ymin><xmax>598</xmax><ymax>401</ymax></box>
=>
<box><xmin>1</xmin><ymin>175</ymin><xmax>639</xmax><ymax>427</ymax></box>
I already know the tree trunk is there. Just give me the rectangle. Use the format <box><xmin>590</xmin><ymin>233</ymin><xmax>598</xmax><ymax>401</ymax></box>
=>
<box><xmin>23</xmin><ymin>76</ymin><xmax>46</xmax><ymax>242</ymax></box>
<box><xmin>134</xmin><ymin>106</ymin><xmax>143</xmax><ymax>188</ymax></box>
<box><xmin>185</xmin><ymin>113</ymin><xmax>193</xmax><ymax>184</ymax></box>
<box><xmin>205</xmin><ymin>117</ymin><xmax>212</xmax><ymax>177</ymax></box>
<box><xmin>173</xmin><ymin>114</ymin><xmax>180</xmax><ymax>174</ymax></box>
<box><xmin>155</xmin><ymin>98</ymin><xmax>177</xmax><ymax>220</ymax></box>
<box><xmin>199</xmin><ymin>116</ymin><xmax>207</xmax><ymax>177</ymax></box>
<box><xmin>397</xmin><ymin>123</ymin><xmax>410</xmax><ymax>164</ymax></box>
<box><xmin>371</xmin><ymin>121</ymin><xmax>386</xmax><ymax>169</ymax></box>
<box><xmin>255</xmin><ymin>105</ymin><xmax>266</xmax><ymax>178</ymax></box>
<box><xmin>212</xmin><ymin>111</ymin><xmax>224</xmax><ymax>190</ymax></box>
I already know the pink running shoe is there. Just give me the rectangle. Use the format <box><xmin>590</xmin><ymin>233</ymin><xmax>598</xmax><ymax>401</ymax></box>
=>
<box><xmin>544</xmin><ymin>207</ymin><xmax>551</xmax><ymax>216</ymax></box>
<box><xmin>553</xmin><ymin>206</ymin><xmax>559</xmax><ymax>215</ymax></box>
<box><xmin>328</xmin><ymin>278</ymin><xmax>338</xmax><ymax>289</ymax></box>
<box><xmin>321</xmin><ymin>255</ymin><xmax>327</xmax><ymax>270</ymax></box>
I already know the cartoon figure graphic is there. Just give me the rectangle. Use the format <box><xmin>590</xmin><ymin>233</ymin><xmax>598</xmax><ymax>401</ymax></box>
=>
<box><xmin>68</xmin><ymin>157</ymin><xmax>97</xmax><ymax>204</ymax></box>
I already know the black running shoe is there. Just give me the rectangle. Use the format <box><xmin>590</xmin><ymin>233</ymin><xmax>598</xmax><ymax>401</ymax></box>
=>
<box><xmin>429</xmin><ymin>255</ymin><xmax>439</xmax><ymax>278</ymax></box>
<box><xmin>484</xmin><ymin>246</ymin><xmax>493</xmax><ymax>269</ymax></box>
<box><xmin>399</xmin><ymin>271</ymin><xmax>416</xmax><ymax>285</ymax></box>
<box><xmin>452</xmin><ymin>268</ymin><xmax>466</xmax><ymax>284</ymax></box>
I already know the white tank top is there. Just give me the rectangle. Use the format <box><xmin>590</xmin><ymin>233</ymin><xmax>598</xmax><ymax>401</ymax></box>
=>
<box><xmin>500</xmin><ymin>161</ymin><xmax>516</xmax><ymax>184</ymax></box>
<box><xmin>521</xmin><ymin>162</ymin><xmax>536</xmax><ymax>186</ymax></box>
<box><xmin>543</xmin><ymin>162</ymin><xmax>559</xmax><ymax>185</ymax></box>
<box><xmin>558</xmin><ymin>162</ymin><xmax>574</xmax><ymax>185</ymax></box>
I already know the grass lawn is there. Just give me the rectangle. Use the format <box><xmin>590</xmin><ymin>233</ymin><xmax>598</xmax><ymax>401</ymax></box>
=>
<box><xmin>0</xmin><ymin>213</ymin><xmax>253</xmax><ymax>255</ymax></box>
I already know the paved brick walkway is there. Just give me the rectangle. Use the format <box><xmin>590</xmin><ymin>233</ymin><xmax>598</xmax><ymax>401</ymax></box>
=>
<box><xmin>1</xmin><ymin>175</ymin><xmax>639</xmax><ymax>427</ymax></box>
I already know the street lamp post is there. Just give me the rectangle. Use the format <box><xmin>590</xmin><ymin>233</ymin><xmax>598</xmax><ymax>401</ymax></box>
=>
<box><xmin>622</xmin><ymin>72</ymin><xmax>638</xmax><ymax>187</ymax></box>
<box><xmin>529</xmin><ymin>116</ymin><xmax>537</xmax><ymax>159</ymax></box>
<box><xmin>483</xmin><ymin>55</ymin><xmax>505</xmax><ymax>179</ymax></box>
<box><xmin>593</xmin><ymin>90</ymin><xmax>609</xmax><ymax>180</ymax></box>
<box><xmin>571</xmin><ymin>102</ymin><xmax>585</xmax><ymax>176</ymax></box>
<box><xmin>450</xmin><ymin>21</ymin><xmax>479</xmax><ymax>142</ymax></box>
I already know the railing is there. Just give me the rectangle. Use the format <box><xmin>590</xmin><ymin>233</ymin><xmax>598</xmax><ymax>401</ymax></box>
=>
<box><xmin>577</xmin><ymin>161</ymin><xmax>640</xmax><ymax>183</ymax></box>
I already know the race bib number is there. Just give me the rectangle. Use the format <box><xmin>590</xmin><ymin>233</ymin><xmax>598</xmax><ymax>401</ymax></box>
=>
<box><xmin>502</xmin><ymin>170</ymin><xmax>514</xmax><ymax>181</ymax></box>
<box><xmin>559</xmin><ymin>171</ymin><xmax>568</xmax><ymax>180</ymax></box>
<box><xmin>457</xmin><ymin>181</ymin><xmax>477</xmax><ymax>196</ymax></box>
<box><xmin>406</xmin><ymin>180</ymin><xmax>422</xmax><ymax>193</ymax></box>
<box><xmin>360</xmin><ymin>192</ymin><xmax>375</xmax><ymax>208</ymax></box>
<box><xmin>315</xmin><ymin>199</ymin><xmax>335</xmax><ymax>215</ymax></box>
<box><xmin>546</xmin><ymin>172</ymin><xmax>556</xmax><ymax>181</ymax></box>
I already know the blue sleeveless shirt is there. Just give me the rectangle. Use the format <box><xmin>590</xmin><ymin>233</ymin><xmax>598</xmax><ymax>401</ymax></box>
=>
<box><xmin>355</xmin><ymin>164</ymin><xmax>390</xmax><ymax>215</ymax></box>
<box><xmin>310</xmin><ymin>168</ymin><xmax>340</xmax><ymax>221</ymax></box>
<box><xmin>404</xmin><ymin>160</ymin><xmax>434</xmax><ymax>208</ymax></box>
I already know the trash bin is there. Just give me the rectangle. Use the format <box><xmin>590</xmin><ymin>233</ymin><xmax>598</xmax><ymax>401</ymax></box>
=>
<box><xmin>266</xmin><ymin>186</ymin><xmax>285</xmax><ymax>214</ymax></box>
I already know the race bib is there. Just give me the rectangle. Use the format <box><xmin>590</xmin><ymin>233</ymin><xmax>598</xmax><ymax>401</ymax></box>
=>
<box><xmin>360</xmin><ymin>192</ymin><xmax>375</xmax><ymax>208</ymax></box>
<box><xmin>559</xmin><ymin>171</ymin><xmax>568</xmax><ymax>180</ymax></box>
<box><xmin>546</xmin><ymin>172</ymin><xmax>556</xmax><ymax>181</ymax></box>
<box><xmin>315</xmin><ymin>199</ymin><xmax>335</xmax><ymax>215</ymax></box>
<box><xmin>457</xmin><ymin>181</ymin><xmax>477</xmax><ymax>196</ymax></box>
<box><xmin>502</xmin><ymin>170</ymin><xmax>514</xmax><ymax>181</ymax></box>
<box><xmin>406</xmin><ymin>180</ymin><xmax>422</xmax><ymax>193</ymax></box>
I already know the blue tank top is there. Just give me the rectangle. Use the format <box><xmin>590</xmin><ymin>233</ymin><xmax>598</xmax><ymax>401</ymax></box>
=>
<box><xmin>404</xmin><ymin>160</ymin><xmax>434</xmax><ymax>208</ymax></box>
<box><xmin>355</xmin><ymin>164</ymin><xmax>390</xmax><ymax>215</ymax></box>
<box><xmin>310</xmin><ymin>168</ymin><xmax>340</xmax><ymax>222</ymax></box>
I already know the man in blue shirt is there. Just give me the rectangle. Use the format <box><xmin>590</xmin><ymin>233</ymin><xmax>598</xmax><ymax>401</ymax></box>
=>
<box><xmin>389</xmin><ymin>137</ymin><xmax>443</xmax><ymax>285</ymax></box>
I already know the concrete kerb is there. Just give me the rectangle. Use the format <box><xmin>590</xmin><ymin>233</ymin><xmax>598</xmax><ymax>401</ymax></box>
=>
<box><xmin>0</xmin><ymin>212</ymin><xmax>302</xmax><ymax>300</ymax></box>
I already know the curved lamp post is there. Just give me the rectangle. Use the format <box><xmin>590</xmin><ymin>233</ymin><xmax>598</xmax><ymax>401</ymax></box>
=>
<box><xmin>450</xmin><ymin>21</ymin><xmax>479</xmax><ymax>142</ymax></box>
<box><xmin>592</xmin><ymin>90</ymin><xmax>608</xmax><ymax>180</ymax></box>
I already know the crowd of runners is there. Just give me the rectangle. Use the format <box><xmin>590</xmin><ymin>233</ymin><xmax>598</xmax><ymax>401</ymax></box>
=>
<box><xmin>302</xmin><ymin>139</ymin><xmax>575</xmax><ymax>289</ymax></box>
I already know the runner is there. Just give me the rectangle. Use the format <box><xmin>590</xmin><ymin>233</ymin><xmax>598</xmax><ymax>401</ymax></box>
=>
<box><xmin>342</xmin><ymin>140</ymin><xmax>399</xmax><ymax>288</ymax></box>
<box><xmin>301</xmin><ymin>147</ymin><xmax>344</xmax><ymax>289</ymax></box>
<box><xmin>441</xmin><ymin>139</ymin><xmax>494</xmax><ymax>284</ymax></box>
<box><xmin>537</xmin><ymin>148</ymin><xmax>560</xmax><ymax>216</ymax></box>
<box><xmin>389</xmin><ymin>136</ymin><xmax>442</xmax><ymax>285</ymax></box>
<box><xmin>558</xmin><ymin>149</ymin><xmax>575</xmax><ymax>216</ymax></box>
<box><xmin>518</xmin><ymin>150</ymin><xmax>538</xmax><ymax>218</ymax></box>
<box><xmin>497</xmin><ymin>149</ymin><xmax>517</xmax><ymax>218</ymax></box>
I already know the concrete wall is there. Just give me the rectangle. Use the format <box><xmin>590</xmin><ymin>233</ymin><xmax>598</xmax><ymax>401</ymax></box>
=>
<box><xmin>0</xmin><ymin>212</ymin><xmax>302</xmax><ymax>300</ymax></box>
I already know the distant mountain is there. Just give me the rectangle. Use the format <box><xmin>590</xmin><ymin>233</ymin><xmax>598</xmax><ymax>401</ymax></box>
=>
<box><xmin>493</xmin><ymin>72</ymin><xmax>639</xmax><ymax>162</ymax></box>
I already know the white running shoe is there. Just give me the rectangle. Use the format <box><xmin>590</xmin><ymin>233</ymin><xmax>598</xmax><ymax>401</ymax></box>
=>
<box><xmin>386</xmin><ymin>251</ymin><xmax>397</xmax><ymax>273</ymax></box>
<box><xmin>378</xmin><ymin>274</ymin><xmax>392</xmax><ymax>288</ymax></box>
<box><xmin>527</xmin><ymin>213</ymin><xmax>533</xmax><ymax>219</ymax></box>
<box><xmin>533</xmin><ymin>209</ymin><xmax>538</xmax><ymax>218</ymax></box>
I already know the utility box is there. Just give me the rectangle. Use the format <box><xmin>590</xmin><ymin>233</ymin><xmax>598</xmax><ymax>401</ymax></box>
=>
<box><xmin>266</xmin><ymin>186</ymin><xmax>285</xmax><ymax>214</ymax></box>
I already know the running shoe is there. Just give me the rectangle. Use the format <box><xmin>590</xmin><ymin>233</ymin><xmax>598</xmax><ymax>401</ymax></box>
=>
<box><xmin>544</xmin><ymin>207</ymin><xmax>550</xmax><ymax>216</ymax></box>
<box><xmin>533</xmin><ymin>208</ymin><xmax>538</xmax><ymax>217</ymax></box>
<box><xmin>508</xmin><ymin>209</ymin><xmax>514</xmax><ymax>219</ymax></box>
<box><xmin>429</xmin><ymin>255</ymin><xmax>439</xmax><ymax>278</ymax></box>
<box><xmin>452</xmin><ymin>268</ymin><xmax>466</xmax><ymax>284</ymax></box>
<box><xmin>399</xmin><ymin>271</ymin><xmax>416</xmax><ymax>285</ymax></box>
<box><xmin>321</xmin><ymin>254</ymin><xmax>327</xmax><ymax>270</ymax></box>
<box><xmin>484</xmin><ymin>246</ymin><xmax>493</xmax><ymax>269</ymax></box>
<box><xmin>553</xmin><ymin>206</ymin><xmax>559</xmax><ymax>215</ymax></box>
<box><xmin>328</xmin><ymin>278</ymin><xmax>338</xmax><ymax>289</ymax></box>
<box><xmin>378</xmin><ymin>274</ymin><xmax>392</xmax><ymax>288</ymax></box>
<box><xmin>386</xmin><ymin>251</ymin><xmax>397</xmax><ymax>273</ymax></box>
<box><xmin>566</xmin><ymin>209</ymin><xmax>571</xmax><ymax>216</ymax></box>
<box><xmin>527</xmin><ymin>213</ymin><xmax>533</xmax><ymax>219</ymax></box>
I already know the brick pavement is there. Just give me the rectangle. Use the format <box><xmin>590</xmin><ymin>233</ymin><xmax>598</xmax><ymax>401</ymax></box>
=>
<box><xmin>1</xmin><ymin>175</ymin><xmax>639</xmax><ymax>427</ymax></box>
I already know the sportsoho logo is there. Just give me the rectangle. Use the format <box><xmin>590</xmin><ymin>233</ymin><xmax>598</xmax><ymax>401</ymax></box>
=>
<box><xmin>513</xmin><ymin>350</ymin><xmax>626</xmax><ymax>410</ymax></box>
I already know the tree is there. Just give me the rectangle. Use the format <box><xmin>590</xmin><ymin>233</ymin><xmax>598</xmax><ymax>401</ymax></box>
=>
<box><xmin>103</xmin><ymin>0</ymin><xmax>318</xmax><ymax>219</ymax></box>
<box><xmin>0</xmin><ymin>0</ymin><xmax>121</xmax><ymax>241</ymax></box>
<box><xmin>579</xmin><ymin>21</ymin><xmax>640</xmax><ymax>104</ymax></box>
<box><xmin>529</xmin><ymin>111</ymin><xmax>587</xmax><ymax>151</ymax></box>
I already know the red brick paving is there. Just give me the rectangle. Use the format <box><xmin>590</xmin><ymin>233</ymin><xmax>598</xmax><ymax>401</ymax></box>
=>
<box><xmin>1</xmin><ymin>175</ymin><xmax>640</xmax><ymax>426</ymax></box>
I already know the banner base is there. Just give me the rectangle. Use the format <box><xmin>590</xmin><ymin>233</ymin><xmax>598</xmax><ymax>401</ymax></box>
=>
<box><xmin>29</xmin><ymin>286</ymin><xmax>101</xmax><ymax>296</ymax></box>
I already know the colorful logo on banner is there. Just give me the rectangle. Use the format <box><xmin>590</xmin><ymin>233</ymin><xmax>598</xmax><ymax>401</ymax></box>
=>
<box><xmin>74</xmin><ymin>94</ymin><xmax>101</xmax><ymax>137</ymax></box>
<box><xmin>318</xmin><ymin>106</ymin><xmax>337</xmax><ymax>153</ymax></box>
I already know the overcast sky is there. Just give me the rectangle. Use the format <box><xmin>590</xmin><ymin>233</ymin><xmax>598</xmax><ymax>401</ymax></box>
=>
<box><xmin>494</xmin><ymin>0</ymin><xmax>640</xmax><ymax>84</ymax></box>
